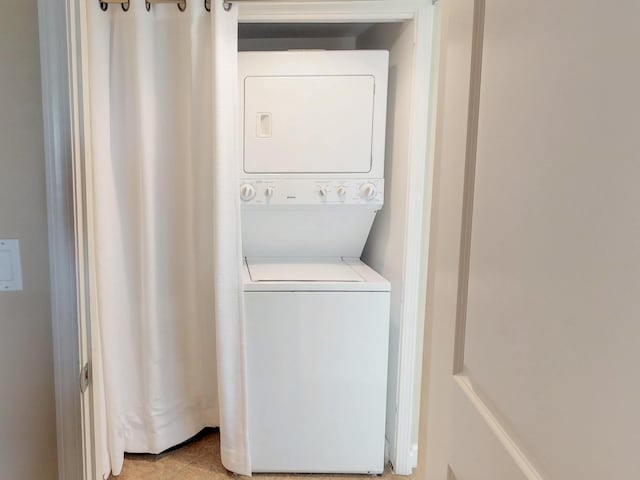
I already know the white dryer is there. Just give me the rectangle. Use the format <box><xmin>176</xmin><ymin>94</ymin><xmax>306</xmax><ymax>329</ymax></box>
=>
<box><xmin>238</xmin><ymin>50</ymin><xmax>391</xmax><ymax>474</ymax></box>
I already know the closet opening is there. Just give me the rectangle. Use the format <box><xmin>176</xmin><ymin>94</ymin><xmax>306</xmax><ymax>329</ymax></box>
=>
<box><xmin>237</xmin><ymin>18</ymin><xmax>428</xmax><ymax>475</ymax></box>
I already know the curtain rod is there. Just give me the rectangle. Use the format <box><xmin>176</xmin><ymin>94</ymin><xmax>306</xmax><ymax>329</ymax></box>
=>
<box><xmin>98</xmin><ymin>0</ymin><xmax>233</xmax><ymax>12</ymax></box>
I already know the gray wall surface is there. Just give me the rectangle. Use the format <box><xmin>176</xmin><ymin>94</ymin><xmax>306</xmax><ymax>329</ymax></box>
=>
<box><xmin>0</xmin><ymin>0</ymin><xmax>57</xmax><ymax>477</ymax></box>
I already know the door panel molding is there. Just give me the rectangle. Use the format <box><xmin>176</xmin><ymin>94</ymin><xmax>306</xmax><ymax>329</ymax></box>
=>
<box><xmin>452</xmin><ymin>375</ymin><xmax>544</xmax><ymax>480</ymax></box>
<box><xmin>453</xmin><ymin>0</ymin><xmax>485</xmax><ymax>375</ymax></box>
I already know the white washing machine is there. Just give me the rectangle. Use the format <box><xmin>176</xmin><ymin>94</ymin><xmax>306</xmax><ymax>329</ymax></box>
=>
<box><xmin>239</xmin><ymin>50</ymin><xmax>391</xmax><ymax>474</ymax></box>
<box><xmin>243</xmin><ymin>258</ymin><xmax>390</xmax><ymax>473</ymax></box>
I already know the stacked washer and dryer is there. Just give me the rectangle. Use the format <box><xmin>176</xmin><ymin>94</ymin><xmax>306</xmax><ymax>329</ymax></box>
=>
<box><xmin>239</xmin><ymin>50</ymin><xmax>391</xmax><ymax>474</ymax></box>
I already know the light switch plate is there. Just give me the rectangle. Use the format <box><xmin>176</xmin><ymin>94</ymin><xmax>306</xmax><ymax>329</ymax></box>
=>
<box><xmin>0</xmin><ymin>239</ymin><xmax>23</xmax><ymax>291</ymax></box>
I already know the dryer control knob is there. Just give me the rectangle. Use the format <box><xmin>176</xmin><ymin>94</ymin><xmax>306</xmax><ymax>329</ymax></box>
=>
<box><xmin>318</xmin><ymin>187</ymin><xmax>328</xmax><ymax>198</ymax></box>
<box><xmin>360</xmin><ymin>183</ymin><xmax>376</xmax><ymax>200</ymax></box>
<box><xmin>336</xmin><ymin>186</ymin><xmax>347</xmax><ymax>197</ymax></box>
<box><xmin>240</xmin><ymin>183</ymin><xmax>256</xmax><ymax>201</ymax></box>
<box><xmin>265</xmin><ymin>186</ymin><xmax>275</xmax><ymax>198</ymax></box>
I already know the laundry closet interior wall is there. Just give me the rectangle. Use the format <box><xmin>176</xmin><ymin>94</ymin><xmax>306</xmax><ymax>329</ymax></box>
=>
<box><xmin>238</xmin><ymin>17</ymin><xmax>432</xmax><ymax>471</ymax></box>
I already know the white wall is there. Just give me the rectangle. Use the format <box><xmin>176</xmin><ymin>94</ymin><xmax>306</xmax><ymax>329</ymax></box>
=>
<box><xmin>0</xmin><ymin>0</ymin><xmax>57</xmax><ymax>478</ymax></box>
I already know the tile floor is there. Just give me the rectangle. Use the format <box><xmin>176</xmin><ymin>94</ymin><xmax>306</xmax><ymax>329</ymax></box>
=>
<box><xmin>110</xmin><ymin>429</ymin><xmax>413</xmax><ymax>480</ymax></box>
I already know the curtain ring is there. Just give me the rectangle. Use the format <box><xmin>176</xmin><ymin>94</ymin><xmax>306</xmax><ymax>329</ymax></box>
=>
<box><xmin>223</xmin><ymin>1</ymin><xmax>232</xmax><ymax>11</ymax></box>
<box><xmin>99</xmin><ymin>1</ymin><xmax>108</xmax><ymax>11</ymax></box>
<box><xmin>204</xmin><ymin>0</ymin><xmax>211</xmax><ymax>12</ymax></box>
<box><xmin>177</xmin><ymin>0</ymin><xmax>187</xmax><ymax>11</ymax></box>
<box><xmin>121</xmin><ymin>1</ymin><xmax>130</xmax><ymax>11</ymax></box>
<box><xmin>145</xmin><ymin>1</ymin><xmax>151</xmax><ymax>11</ymax></box>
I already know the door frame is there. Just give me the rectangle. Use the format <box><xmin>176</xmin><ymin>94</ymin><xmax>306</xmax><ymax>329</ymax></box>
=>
<box><xmin>38</xmin><ymin>0</ymin><xmax>94</xmax><ymax>479</ymax></box>
<box><xmin>39</xmin><ymin>1</ymin><xmax>438</xmax><ymax>478</ymax></box>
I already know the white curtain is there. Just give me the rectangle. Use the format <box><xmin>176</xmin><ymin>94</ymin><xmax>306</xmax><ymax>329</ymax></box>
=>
<box><xmin>86</xmin><ymin>1</ymin><xmax>250</xmax><ymax>477</ymax></box>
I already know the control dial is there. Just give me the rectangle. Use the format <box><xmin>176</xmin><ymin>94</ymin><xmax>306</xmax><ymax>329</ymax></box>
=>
<box><xmin>264</xmin><ymin>186</ymin><xmax>275</xmax><ymax>198</ymax></box>
<box><xmin>318</xmin><ymin>187</ymin><xmax>328</xmax><ymax>198</ymax></box>
<box><xmin>240</xmin><ymin>183</ymin><xmax>256</xmax><ymax>201</ymax></box>
<box><xmin>360</xmin><ymin>183</ymin><xmax>377</xmax><ymax>200</ymax></box>
<box><xmin>336</xmin><ymin>186</ymin><xmax>347</xmax><ymax>198</ymax></box>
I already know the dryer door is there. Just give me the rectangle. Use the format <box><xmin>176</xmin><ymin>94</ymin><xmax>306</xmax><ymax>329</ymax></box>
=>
<box><xmin>243</xmin><ymin>75</ymin><xmax>375</xmax><ymax>174</ymax></box>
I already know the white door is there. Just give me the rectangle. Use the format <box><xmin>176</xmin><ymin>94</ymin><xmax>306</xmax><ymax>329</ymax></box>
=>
<box><xmin>421</xmin><ymin>1</ymin><xmax>640</xmax><ymax>479</ymax></box>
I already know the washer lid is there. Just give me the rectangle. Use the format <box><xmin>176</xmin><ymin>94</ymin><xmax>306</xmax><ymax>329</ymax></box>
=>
<box><xmin>246</xmin><ymin>257</ymin><xmax>364</xmax><ymax>282</ymax></box>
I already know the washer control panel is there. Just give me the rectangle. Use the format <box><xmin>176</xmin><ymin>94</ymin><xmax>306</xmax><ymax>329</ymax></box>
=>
<box><xmin>240</xmin><ymin>179</ymin><xmax>384</xmax><ymax>206</ymax></box>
